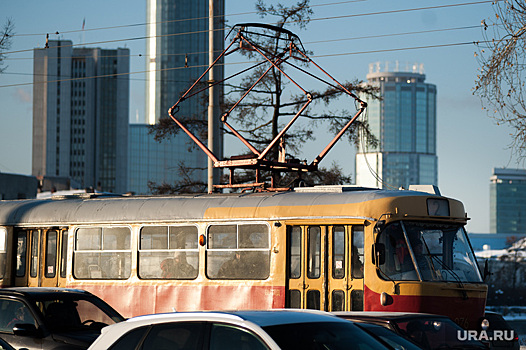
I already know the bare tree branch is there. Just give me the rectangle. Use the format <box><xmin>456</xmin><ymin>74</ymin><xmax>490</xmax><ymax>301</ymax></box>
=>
<box><xmin>0</xmin><ymin>19</ymin><xmax>15</xmax><ymax>74</ymax></box>
<box><xmin>474</xmin><ymin>0</ymin><xmax>526</xmax><ymax>158</ymax></box>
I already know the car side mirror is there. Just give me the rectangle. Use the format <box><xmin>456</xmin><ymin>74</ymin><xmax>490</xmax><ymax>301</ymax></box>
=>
<box><xmin>372</xmin><ymin>243</ymin><xmax>385</xmax><ymax>266</ymax></box>
<box><xmin>13</xmin><ymin>323</ymin><xmax>39</xmax><ymax>337</ymax></box>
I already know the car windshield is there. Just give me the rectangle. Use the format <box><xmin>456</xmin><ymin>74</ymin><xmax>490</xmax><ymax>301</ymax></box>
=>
<box><xmin>32</xmin><ymin>294</ymin><xmax>124</xmax><ymax>333</ymax></box>
<box><xmin>393</xmin><ymin>317</ymin><xmax>486</xmax><ymax>350</ymax></box>
<box><xmin>376</xmin><ymin>221</ymin><xmax>482</xmax><ymax>282</ymax></box>
<box><xmin>355</xmin><ymin>323</ymin><xmax>423</xmax><ymax>350</ymax></box>
<box><xmin>263</xmin><ymin>321</ymin><xmax>388</xmax><ymax>350</ymax></box>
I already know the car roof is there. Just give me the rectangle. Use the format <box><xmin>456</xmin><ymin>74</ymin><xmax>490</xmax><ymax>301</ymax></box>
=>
<box><xmin>333</xmin><ymin>311</ymin><xmax>450</xmax><ymax>322</ymax></box>
<box><xmin>0</xmin><ymin>287</ymin><xmax>93</xmax><ymax>298</ymax></box>
<box><xmin>99</xmin><ymin>309</ymin><xmax>347</xmax><ymax>338</ymax></box>
<box><xmin>125</xmin><ymin>309</ymin><xmax>345</xmax><ymax>327</ymax></box>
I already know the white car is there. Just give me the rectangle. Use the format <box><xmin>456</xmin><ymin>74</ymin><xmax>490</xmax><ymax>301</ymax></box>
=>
<box><xmin>88</xmin><ymin>309</ymin><xmax>393</xmax><ymax>350</ymax></box>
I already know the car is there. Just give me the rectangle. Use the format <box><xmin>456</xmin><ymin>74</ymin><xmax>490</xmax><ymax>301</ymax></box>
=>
<box><xmin>482</xmin><ymin>311</ymin><xmax>520</xmax><ymax>350</ymax></box>
<box><xmin>505</xmin><ymin>319</ymin><xmax>526</xmax><ymax>348</ymax></box>
<box><xmin>0</xmin><ymin>337</ymin><xmax>15</xmax><ymax>350</ymax></box>
<box><xmin>88</xmin><ymin>309</ymin><xmax>398</xmax><ymax>350</ymax></box>
<box><xmin>0</xmin><ymin>287</ymin><xmax>125</xmax><ymax>350</ymax></box>
<box><xmin>354</xmin><ymin>322</ymin><xmax>424</xmax><ymax>350</ymax></box>
<box><xmin>333</xmin><ymin>311</ymin><xmax>487</xmax><ymax>350</ymax></box>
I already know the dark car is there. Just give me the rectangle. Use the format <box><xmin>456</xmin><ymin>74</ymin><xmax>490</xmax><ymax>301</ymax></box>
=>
<box><xmin>0</xmin><ymin>287</ymin><xmax>125</xmax><ymax>350</ymax></box>
<box><xmin>354</xmin><ymin>322</ymin><xmax>424</xmax><ymax>350</ymax></box>
<box><xmin>333</xmin><ymin>311</ymin><xmax>487</xmax><ymax>350</ymax></box>
<box><xmin>483</xmin><ymin>311</ymin><xmax>520</xmax><ymax>350</ymax></box>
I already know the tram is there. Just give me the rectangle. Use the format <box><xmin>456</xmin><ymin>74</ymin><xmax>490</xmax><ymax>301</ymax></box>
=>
<box><xmin>0</xmin><ymin>185</ymin><xmax>487</xmax><ymax>329</ymax></box>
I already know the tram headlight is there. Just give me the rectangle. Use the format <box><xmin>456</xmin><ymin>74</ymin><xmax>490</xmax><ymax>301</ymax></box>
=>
<box><xmin>481</xmin><ymin>318</ymin><xmax>490</xmax><ymax>330</ymax></box>
<box><xmin>380</xmin><ymin>292</ymin><xmax>388</xmax><ymax>306</ymax></box>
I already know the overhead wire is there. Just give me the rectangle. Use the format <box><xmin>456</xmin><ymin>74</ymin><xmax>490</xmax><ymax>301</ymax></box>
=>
<box><xmin>2</xmin><ymin>1</ymin><xmax>494</xmax><ymax>57</ymax></box>
<box><xmin>0</xmin><ymin>1</ymin><xmax>495</xmax><ymax>89</ymax></box>
<box><xmin>3</xmin><ymin>24</ymin><xmax>484</xmax><ymax>62</ymax></box>
<box><xmin>0</xmin><ymin>40</ymin><xmax>487</xmax><ymax>89</ymax></box>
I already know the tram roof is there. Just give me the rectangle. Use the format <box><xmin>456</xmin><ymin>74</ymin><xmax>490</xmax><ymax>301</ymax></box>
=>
<box><xmin>0</xmin><ymin>187</ymin><xmax>441</xmax><ymax>226</ymax></box>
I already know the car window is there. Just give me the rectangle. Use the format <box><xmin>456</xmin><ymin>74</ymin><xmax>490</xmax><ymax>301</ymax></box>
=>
<box><xmin>0</xmin><ymin>299</ymin><xmax>36</xmax><ymax>333</ymax></box>
<box><xmin>36</xmin><ymin>297</ymin><xmax>122</xmax><ymax>333</ymax></box>
<box><xmin>356</xmin><ymin>323</ymin><xmax>422</xmax><ymax>350</ymax></box>
<box><xmin>263</xmin><ymin>321</ymin><xmax>386</xmax><ymax>350</ymax></box>
<box><xmin>108</xmin><ymin>327</ymin><xmax>149</xmax><ymax>350</ymax></box>
<box><xmin>141</xmin><ymin>322</ymin><xmax>206</xmax><ymax>350</ymax></box>
<box><xmin>210</xmin><ymin>324</ymin><xmax>270</xmax><ymax>350</ymax></box>
<box><xmin>396</xmin><ymin>318</ymin><xmax>484</xmax><ymax>350</ymax></box>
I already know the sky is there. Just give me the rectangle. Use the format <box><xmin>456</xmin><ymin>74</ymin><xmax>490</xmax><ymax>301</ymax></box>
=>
<box><xmin>0</xmin><ymin>0</ymin><xmax>522</xmax><ymax>233</ymax></box>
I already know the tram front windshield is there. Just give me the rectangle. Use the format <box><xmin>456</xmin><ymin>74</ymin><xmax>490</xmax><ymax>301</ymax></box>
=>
<box><xmin>376</xmin><ymin>221</ymin><xmax>482</xmax><ymax>282</ymax></box>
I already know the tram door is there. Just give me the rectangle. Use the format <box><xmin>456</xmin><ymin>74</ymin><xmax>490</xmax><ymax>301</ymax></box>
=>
<box><xmin>328</xmin><ymin>225</ymin><xmax>364</xmax><ymax>311</ymax></box>
<box><xmin>286</xmin><ymin>225</ymin><xmax>364</xmax><ymax>311</ymax></box>
<box><xmin>14</xmin><ymin>229</ymin><xmax>67</xmax><ymax>287</ymax></box>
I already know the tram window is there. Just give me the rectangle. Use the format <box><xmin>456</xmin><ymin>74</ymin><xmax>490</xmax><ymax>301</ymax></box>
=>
<box><xmin>138</xmin><ymin>226</ymin><xmax>198</xmax><ymax>280</ymax></box>
<box><xmin>0</xmin><ymin>228</ymin><xmax>6</xmax><ymax>279</ymax></box>
<box><xmin>208</xmin><ymin>225</ymin><xmax>236</xmax><ymax>249</ymax></box>
<box><xmin>332</xmin><ymin>226</ymin><xmax>345</xmax><ymax>279</ymax></box>
<box><xmin>45</xmin><ymin>231</ymin><xmax>57</xmax><ymax>278</ymax></box>
<box><xmin>307</xmin><ymin>226</ymin><xmax>321</xmax><ymax>279</ymax></box>
<box><xmin>60</xmin><ymin>231</ymin><xmax>68</xmax><ymax>278</ymax></box>
<box><xmin>288</xmin><ymin>226</ymin><xmax>301</xmax><ymax>279</ymax></box>
<box><xmin>306</xmin><ymin>290</ymin><xmax>320</xmax><ymax>310</ymax></box>
<box><xmin>288</xmin><ymin>290</ymin><xmax>301</xmax><ymax>308</ymax></box>
<box><xmin>30</xmin><ymin>231</ymin><xmax>39</xmax><ymax>278</ymax></box>
<box><xmin>375</xmin><ymin>223</ymin><xmax>419</xmax><ymax>281</ymax></box>
<box><xmin>73</xmin><ymin>226</ymin><xmax>131</xmax><ymax>280</ymax></box>
<box><xmin>239</xmin><ymin>224</ymin><xmax>269</xmax><ymax>248</ymax></box>
<box><xmin>352</xmin><ymin>226</ymin><xmax>364</xmax><ymax>279</ymax></box>
<box><xmin>331</xmin><ymin>290</ymin><xmax>345</xmax><ymax>311</ymax></box>
<box><xmin>206</xmin><ymin>223</ymin><xmax>270</xmax><ymax>280</ymax></box>
<box><xmin>16</xmin><ymin>231</ymin><xmax>27</xmax><ymax>278</ymax></box>
<box><xmin>351</xmin><ymin>290</ymin><xmax>364</xmax><ymax>311</ymax></box>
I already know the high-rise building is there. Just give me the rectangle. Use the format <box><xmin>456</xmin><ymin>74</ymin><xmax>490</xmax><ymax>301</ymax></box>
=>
<box><xmin>355</xmin><ymin>62</ymin><xmax>437</xmax><ymax>189</ymax></box>
<box><xmin>490</xmin><ymin>168</ymin><xmax>526</xmax><ymax>233</ymax></box>
<box><xmin>132</xmin><ymin>0</ymin><xmax>224</xmax><ymax>193</ymax></box>
<box><xmin>128</xmin><ymin>124</ymin><xmax>194</xmax><ymax>194</ymax></box>
<box><xmin>32</xmin><ymin>40</ymin><xmax>129</xmax><ymax>193</ymax></box>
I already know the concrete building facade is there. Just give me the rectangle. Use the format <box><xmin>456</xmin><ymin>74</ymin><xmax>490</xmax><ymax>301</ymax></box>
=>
<box><xmin>32</xmin><ymin>40</ymin><xmax>129</xmax><ymax>193</ymax></box>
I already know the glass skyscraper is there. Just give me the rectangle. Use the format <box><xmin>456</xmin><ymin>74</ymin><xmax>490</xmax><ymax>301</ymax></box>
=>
<box><xmin>355</xmin><ymin>62</ymin><xmax>437</xmax><ymax>190</ymax></box>
<box><xmin>32</xmin><ymin>40</ymin><xmax>129</xmax><ymax>193</ymax></box>
<box><xmin>129</xmin><ymin>0</ymin><xmax>224</xmax><ymax>194</ymax></box>
<box><xmin>490</xmin><ymin>168</ymin><xmax>526</xmax><ymax>233</ymax></box>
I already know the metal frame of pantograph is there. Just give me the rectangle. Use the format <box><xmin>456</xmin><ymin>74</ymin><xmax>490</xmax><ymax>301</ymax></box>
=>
<box><xmin>167</xmin><ymin>23</ymin><xmax>367</xmax><ymax>192</ymax></box>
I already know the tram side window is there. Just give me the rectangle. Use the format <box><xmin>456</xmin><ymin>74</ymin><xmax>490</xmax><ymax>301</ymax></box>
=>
<box><xmin>30</xmin><ymin>231</ymin><xmax>39</xmax><ymax>278</ymax></box>
<box><xmin>0</xmin><ymin>228</ymin><xmax>6</xmax><ymax>279</ymax></box>
<box><xmin>288</xmin><ymin>226</ymin><xmax>301</xmax><ymax>279</ymax></box>
<box><xmin>206</xmin><ymin>223</ymin><xmax>270</xmax><ymax>280</ymax></box>
<box><xmin>73</xmin><ymin>227</ymin><xmax>131</xmax><ymax>279</ymax></box>
<box><xmin>60</xmin><ymin>231</ymin><xmax>68</xmax><ymax>278</ymax></box>
<box><xmin>45</xmin><ymin>231</ymin><xmax>57</xmax><ymax>278</ymax></box>
<box><xmin>138</xmin><ymin>225</ymin><xmax>198</xmax><ymax>279</ymax></box>
<box><xmin>375</xmin><ymin>223</ymin><xmax>418</xmax><ymax>281</ymax></box>
<box><xmin>0</xmin><ymin>228</ymin><xmax>7</xmax><ymax>279</ymax></box>
<box><xmin>332</xmin><ymin>226</ymin><xmax>345</xmax><ymax>279</ymax></box>
<box><xmin>307</xmin><ymin>226</ymin><xmax>321</xmax><ymax>279</ymax></box>
<box><xmin>352</xmin><ymin>226</ymin><xmax>364</xmax><ymax>279</ymax></box>
<box><xmin>16</xmin><ymin>231</ymin><xmax>27</xmax><ymax>277</ymax></box>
